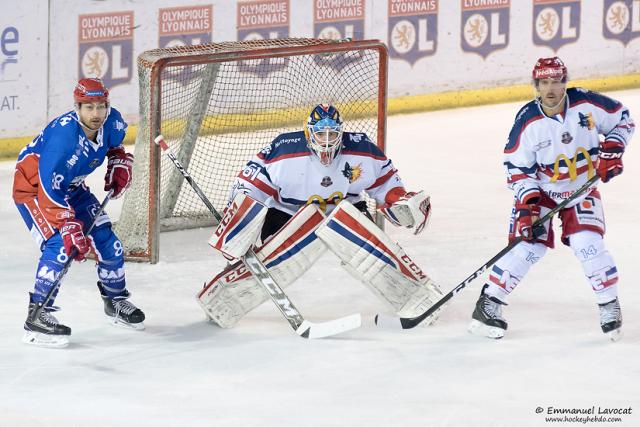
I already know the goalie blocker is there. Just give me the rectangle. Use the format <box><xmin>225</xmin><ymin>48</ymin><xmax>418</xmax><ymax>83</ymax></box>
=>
<box><xmin>201</xmin><ymin>193</ymin><xmax>442</xmax><ymax>327</ymax></box>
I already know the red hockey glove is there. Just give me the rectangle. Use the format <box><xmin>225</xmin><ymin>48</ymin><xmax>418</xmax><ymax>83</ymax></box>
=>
<box><xmin>515</xmin><ymin>202</ymin><xmax>544</xmax><ymax>241</ymax></box>
<box><xmin>104</xmin><ymin>147</ymin><xmax>134</xmax><ymax>199</ymax></box>
<box><xmin>597</xmin><ymin>141</ymin><xmax>624</xmax><ymax>183</ymax></box>
<box><xmin>60</xmin><ymin>219</ymin><xmax>89</xmax><ymax>262</ymax></box>
<box><xmin>380</xmin><ymin>189</ymin><xmax>432</xmax><ymax>235</ymax></box>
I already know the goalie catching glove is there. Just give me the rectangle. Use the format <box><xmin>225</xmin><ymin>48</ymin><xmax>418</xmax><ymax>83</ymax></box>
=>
<box><xmin>380</xmin><ymin>188</ymin><xmax>432</xmax><ymax>235</ymax></box>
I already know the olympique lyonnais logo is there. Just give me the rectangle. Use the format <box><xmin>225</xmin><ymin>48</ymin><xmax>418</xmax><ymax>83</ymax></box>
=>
<box><xmin>388</xmin><ymin>0</ymin><xmax>438</xmax><ymax>65</ymax></box>
<box><xmin>533</xmin><ymin>0</ymin><xmax>580</xmax><ymax>51</ymax></box>
<box><xmin>78</xmin><ymin>11</ymin><xmax>134</xmax><ymax>88</ymax></box>
<box><xmin>237</xmin><ymin>0</ymin><xmax>290</xmax><ymax>77</ymax></box>
<box><xmin>159</xmin><ymin>5</ymin><xmax>213</xmax><ymax>84</ymax></box>
<box><xmin>603</xmin><ymin>0</ymin><xmax>640</xmax><ymax>45</ymax></box>
<box><xmin>460</xmin><ymin>0</ymin><xmax>509</xmax><ymax>59</ymax></box>
<box><xmin>313</xmin><ymin>0</ymin><xmax>365</xmax><ymax>71</ymax></box>
<box><xmin>159</xmin><ymin>5</ymin><xmax>212</xmax><ymax>48</ymax></box>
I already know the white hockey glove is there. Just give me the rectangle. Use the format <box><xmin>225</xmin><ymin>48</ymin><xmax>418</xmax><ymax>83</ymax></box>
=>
<box><xmin>209</xmin><ymin>193</ymin><xmax>267</xmax><ymax>259</ymax></box>
<box><xmin>380</xmin><ymin>190</ymin><xmax>431</xmax><ymax>235</ymax></box>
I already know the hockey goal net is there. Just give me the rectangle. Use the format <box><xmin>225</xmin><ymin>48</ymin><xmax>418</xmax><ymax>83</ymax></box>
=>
<box><xmin>115</xmin><ymin>38</ymin><xmax>388</xmax><ymax>263</ymax></box>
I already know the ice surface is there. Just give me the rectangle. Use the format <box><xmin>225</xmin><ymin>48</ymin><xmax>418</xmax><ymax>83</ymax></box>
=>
<box><xmin>1</xmin><ymin>91</ymin><xmax>639</xmax><ymax>427</ymax></box>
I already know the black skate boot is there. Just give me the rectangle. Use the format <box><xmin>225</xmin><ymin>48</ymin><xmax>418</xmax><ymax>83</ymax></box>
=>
<box><xmin>468</xmin><ymin>284</ymin><xmax>508</xmax><ymax>339</ymax></box>
<box><xmin>598</xmin><ymin>298</ymin><xmax>622</xmax><ymax>342</ymax></box>
<box><xmin>23</xmin><ymin>293</ymin><xmax>71</xmax><ymax>348</ymax></box>
<box><xmin>97</xmin><ymin>282</ymin><xmax>145</xmax><ymax>330</ymax></box>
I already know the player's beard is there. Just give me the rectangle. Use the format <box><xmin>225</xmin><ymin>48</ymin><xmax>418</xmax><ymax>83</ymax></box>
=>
<box><xmin>540</xmin><ymin>89</ymin><xmax>567</xmax><ymax>111</ymax></box>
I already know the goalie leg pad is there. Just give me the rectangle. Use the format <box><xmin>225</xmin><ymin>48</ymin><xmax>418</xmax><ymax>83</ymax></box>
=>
<box><xmin>209</xmin><ymin>193</ymin><xmax>267</xmax><ymax>259</ymax></box>
<box><xmin>198</xmin><ymin>205</ymin><xmax>327</xmax><ymax>328</ymax></box>
<box><xmin>316</xmin><ymin>201</ymin><xmax>443</xmax><ymax>323</ymax></box>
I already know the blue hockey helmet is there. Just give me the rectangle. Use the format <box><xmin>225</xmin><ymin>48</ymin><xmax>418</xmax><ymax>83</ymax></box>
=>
<box><xmin>304</xmin><ymin>104</ymin><xmax>343</xmax><ymax>166</ymax></box>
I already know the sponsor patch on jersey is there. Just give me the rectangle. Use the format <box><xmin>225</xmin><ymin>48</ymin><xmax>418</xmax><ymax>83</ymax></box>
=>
<box><xmin>578</xmin><ymin>112</ymin><xmax>595</xmax><ymax>129</ymax></box>
<box><xmin>341</xmin><ymin>162</ymin><xmax>362</xmax><ymax>183</ymax></box>
<box><xmin>561</xmin><ymin>132</ymin><xmax>573</xmax><ymax>144</ymax></box>
<box><xmin>321</xmin><ymin>176</ymin><xmax>333</xmax><ymax>187</ymax></box>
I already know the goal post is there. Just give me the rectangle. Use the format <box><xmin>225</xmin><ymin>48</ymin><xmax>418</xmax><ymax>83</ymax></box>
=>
<box><xmin>115</xmin><ymin>38</ymin><xmax>388</xmax><ymax>263</ymax></box>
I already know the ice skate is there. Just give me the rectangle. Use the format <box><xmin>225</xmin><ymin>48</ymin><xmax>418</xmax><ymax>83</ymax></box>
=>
<box><xmin>97</xmin><ymin>282</ymin><xmax>146</xmax><ymax>330</ymax></box>
<box><xmin>23</xmin><ymin>294</ymin><xmax>71</xmax><ymax>348</ymax></box>
<box><xmin>468</xmin><ymin>284</ymin><xmax>507</xmax><ymax>339</ymax></box>
<box><xmin>598</xmin><ymin>298</ymin><xmax>622</xmax><ymax>342</ymax></box>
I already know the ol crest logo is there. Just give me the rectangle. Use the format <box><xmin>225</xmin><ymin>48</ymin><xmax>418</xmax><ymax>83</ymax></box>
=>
<box><xmin>388</xmin><ymin>0</ymin><xmax>438</xmax><ymax>66</ymax></box>
<box><xmin>532</xmin><ymin>0</ymin><xmax>580</xmax><ymax>51</ymax></box>
<box><xmin>603</xmin><ymin>0</ymin><xmax>640</xmax><ymax>45</ymax></box>
<box><xmin>342</xmin><ymin>162</ymin><xmax>362</xmax><ymax>183</ymax></box>
<box><xmin>461</xmin><ymin>0</ymin><xmax>509</xmax><ymax>58</ymax></box>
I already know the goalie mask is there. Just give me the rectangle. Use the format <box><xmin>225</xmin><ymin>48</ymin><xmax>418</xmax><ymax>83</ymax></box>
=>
<box><xmin>305</xmin><ymin>104</ymin><xmax>343</xmax><ymax>166</ymax></box>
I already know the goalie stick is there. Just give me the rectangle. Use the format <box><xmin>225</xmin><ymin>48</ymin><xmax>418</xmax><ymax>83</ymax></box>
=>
<box><xmin>28</xmin><ymin>189</ymin><xmax>114</xmax><ymax>323</ymax></box>
<box><xmin>376</xmin><ymin>174</ymin><xmax>600</xmax><ymax>330</ymax></box>
<box><xmin>155</xmin><ymin>135</ymin><xmax>361</xmax><ymax>339</ymax></box>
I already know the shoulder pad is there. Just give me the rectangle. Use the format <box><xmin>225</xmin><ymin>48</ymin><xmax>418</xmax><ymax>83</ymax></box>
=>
<box><xmin>258</xmin><ymin>131</ymin><xmax>308</xmax><ymax>161</ymax></box>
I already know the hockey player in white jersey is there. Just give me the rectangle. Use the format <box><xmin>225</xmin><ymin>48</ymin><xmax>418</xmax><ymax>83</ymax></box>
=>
<box><xmin>469</xmin><ymin>57</ymin><xmax>634</xmax><ymax>340</ymax></box>
<box><xmin>199</xmin><ymin>104</ymin><xmax>441</xmax><ymax>328</ymax></box>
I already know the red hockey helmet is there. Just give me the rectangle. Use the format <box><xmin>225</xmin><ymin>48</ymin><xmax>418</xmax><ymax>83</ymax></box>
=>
<box><xmin>73</xmin><ymin>78</ymin><xmax>109</xmax><ymax>104</ymax></box>
<box><xmin>532</xmin><ymin>57</ymin><xmax>568</xmax><ymax>81</ymax></box>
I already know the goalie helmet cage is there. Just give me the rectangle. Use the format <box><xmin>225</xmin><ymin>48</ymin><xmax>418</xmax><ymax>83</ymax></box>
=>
<box><xmin>115</xmin><ymin>38</ymin><xmax>388</xmax><ymax>263</ymax></box>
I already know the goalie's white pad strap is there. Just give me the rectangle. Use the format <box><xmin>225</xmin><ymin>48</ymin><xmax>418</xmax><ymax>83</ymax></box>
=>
<box><xmin>208</xmin><ymin>193</ymin><xmax>267</xmax><ymax>259</ymax></box>
<box><xmin>316</xmin><ymin>201</ymin><xmax>443</xmax><ymax>321</ymax></box>
<box><xmin>198</xmin><ymin>204</ymin><xmax>327</xmax><ymax>328</ymax></box>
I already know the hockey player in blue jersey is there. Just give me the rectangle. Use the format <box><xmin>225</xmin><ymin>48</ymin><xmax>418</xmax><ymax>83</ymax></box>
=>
<box><xmin>468</xmin><ymin>57</ymin><xmax>634</xmax><ymax>341</ymax></box>
<box><xmin>13</xmin><ymin>78</ymin><xmax>145</xmax><ymax>348</ymax></box>
<box><xmin>199</xmin><ymin>104</ymin><xmax>444</xmax><ymax>328</ymax></box>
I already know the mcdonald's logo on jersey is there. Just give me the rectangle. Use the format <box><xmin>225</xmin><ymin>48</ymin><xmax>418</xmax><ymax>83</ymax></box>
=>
<box><xmin>550</xmin><ymin>147</ymin><xmax>594</xmax><ymax>182</ymax></box>
<box><xmin>78</xmin><ymin>11</ymin><xmax>134</xmax><ymax>89</ymax></box>
<box><xmin>460</xmin><ymin>0</ymin><xmax>510</xmax><ymax>59</ymax></box>
<box><xmin>532</xmin><ymin>0</ymin><xmax>580</xmax><ymax>51</ymax></box>
<box><xmin>387</xmin><ymin>0</ymin><xmax>438</xmax><ymax>66</ymax></box>
<box><xmin>603</xmin><ymin>0</ymin><xmax>640</xmax><ymax>45</ymax></box>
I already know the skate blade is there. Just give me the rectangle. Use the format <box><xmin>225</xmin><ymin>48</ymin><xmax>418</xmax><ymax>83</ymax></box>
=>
<box><xmin>106</xmin><ymin>316</ymin><xmax>145</xmax><ymax>331</ymax></box>
<box><xmin>468</xmin><ymin>319</ymin><xmax>505</xmax><ymax>339</ymax></box>
<box><xmin>22</xmin><ymin>331</ymin><xmax>69</xmax><ymax>348</ymax></box>
<box><xmin>606</xmin><ymin>328</ymin><xmax>623</xmax><ymax>342</ymax></box>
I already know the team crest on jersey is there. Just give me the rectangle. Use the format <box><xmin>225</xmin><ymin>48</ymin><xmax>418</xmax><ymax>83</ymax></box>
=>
<box><xmin>578</xmin><ymin>112</ymin><xmax>595</xmax><ymax>129</ymax></box>
<box><xmin>603</xmin><ymin>0</ymin><xmax>640</xmax><ymax>45</ymax></box>
<box><xmin>78</xmin><ymin>11</ymin><xmax>134</xmax><ymax>89</ymax></box>
<box><xmin>342</xmin><ymin>162</ymin><xmax>362</xmax><ymax>183</ymax></box>
<box><xmin>532</xmin><ymin>0</ymin><xmax>580</xmax><ymax>51</ymax></box>
<box><xmin>321</xmin><ymin>176</ymin><xmax>333</xmax><ymax>187</ymax></box>
<box><xmin>237</xmin><ymin>0</ymin><xmax>290</xmax><ymax>78</ymax></box>
<box><xmin>561</xmin><ymin>132</ymin><xmax>573</xmax><ymax>144</ymax></box>
<box><xmin>158</xmin><ymin>5</ymin><xmax>212</xmax><ymax>85</ymax></box>
<box><xmin>387</xmin><ymin>0</ymin><xmax>438</xmax><ymax>66</ymax></box>
<box><xmin>313</xmin><ymin>0</ymin><xmax>365</xmax><ymax>71</ymax></box>
<box><xmin>461</xmin><ymin>0</ymin><xmax>510</xmax><ymax>58</ymax></box>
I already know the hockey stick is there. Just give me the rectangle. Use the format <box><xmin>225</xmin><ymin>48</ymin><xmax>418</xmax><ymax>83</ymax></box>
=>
<box><xmin>29</xmin><ymin>189</ymin><xmax>114</xmax><ymax>323</ymax></box>
<box><xmin>375</xmin><ymin>174</ymin><xmax>600</xmax><ymax>329</ymax></box>
<box><xmin>155</xmin><ymin>135</ymin><xmax>361</xmax><ymax>338</ymax></box>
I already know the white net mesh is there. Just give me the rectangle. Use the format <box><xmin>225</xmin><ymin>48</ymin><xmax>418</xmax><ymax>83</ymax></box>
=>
<box><xmin>115</xmin><ymin>38</ymin><xmax>387</xmax><ymax>263</ymax></box>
